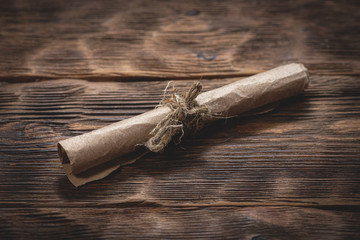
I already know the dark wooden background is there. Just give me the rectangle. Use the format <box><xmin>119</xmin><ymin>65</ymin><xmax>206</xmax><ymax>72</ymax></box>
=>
<box><xmin>1</xmin><ymin>0</ymin><xmax>359</xmax><ymax>239</ymax></box>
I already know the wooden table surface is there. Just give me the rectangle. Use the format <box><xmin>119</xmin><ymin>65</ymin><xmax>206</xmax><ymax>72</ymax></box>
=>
<box><xmin>1</xmin><ymin>0</ymin><xmax>359</xmax><ymax>239</ymax></box>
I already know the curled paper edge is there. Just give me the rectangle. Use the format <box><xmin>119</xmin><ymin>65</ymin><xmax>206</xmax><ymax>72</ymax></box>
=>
<box><xmin>58</xmin><ymin>63</ymin><xmax>310</xmax><ymax>187</ymax></box>
<box><xmin>58</xmin><ymin>143</ymin><xmax>148</xmax><ymax>187</ymax></box>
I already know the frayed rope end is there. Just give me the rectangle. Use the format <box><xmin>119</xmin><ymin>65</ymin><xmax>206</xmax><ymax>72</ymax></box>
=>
<box><xmin>145</xmin><ymin>82</ymin><xmax>209</xmax><ymax>152</ymax></box>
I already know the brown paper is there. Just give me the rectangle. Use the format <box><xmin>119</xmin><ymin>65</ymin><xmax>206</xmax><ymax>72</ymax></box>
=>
<box><xmin>58</xmin><ymin>63</ymin><xmax>309</xmax><ymax>186</ymax></box>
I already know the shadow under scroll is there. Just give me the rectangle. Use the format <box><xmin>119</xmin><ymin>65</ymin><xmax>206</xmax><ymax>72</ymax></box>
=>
<box><xmin>57</xmin><ymin>94</ymin><xmax>311</xmax><ymax>201</ymax></box>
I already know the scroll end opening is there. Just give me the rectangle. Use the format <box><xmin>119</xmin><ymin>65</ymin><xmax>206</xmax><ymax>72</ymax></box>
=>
<box><xmin>296</xmin><ymin>63</ymin><xmax>310</xmax><ymax>88</ymax></box>
<box><xmin>57</xmin><ymin>142</ymin><xmax>70</xmax><ymax>164</ymax></box>
<box><xmin>302</xmin><ymin>65</ymin><xmax>310</xmax><ymax>89</ymax></box>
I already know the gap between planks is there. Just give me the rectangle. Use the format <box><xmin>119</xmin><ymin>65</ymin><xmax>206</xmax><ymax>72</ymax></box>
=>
<box><xmin>2</xmin><ymin>201</ymin><xmax>360</xmax><ymax>209</ymax></box>
<box><xmin>2</xmin><ymin>71</ymin><xmax>360</xmax><ymax>83</ymax></box>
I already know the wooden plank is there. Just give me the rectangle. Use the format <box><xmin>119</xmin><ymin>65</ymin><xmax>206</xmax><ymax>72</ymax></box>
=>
<box><xmin>0</xmin><ymin>76</ymin><xmax>359</xmax><ymax>208</ymax></box>
<box><xmin>0</xmin><ymin>0</ymin><xmax>359</xmax><ymax>81</ymax></box>
<box><xmin>1</xmin><ymin>206</ymin><xmax>360</xmax><ymax>239</ymax></box>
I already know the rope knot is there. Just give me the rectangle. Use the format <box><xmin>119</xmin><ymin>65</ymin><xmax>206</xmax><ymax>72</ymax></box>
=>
<box><xmin>145</xmin><ymin>82</ymin><xmax>209</xmax><ymax>152</ymax></box>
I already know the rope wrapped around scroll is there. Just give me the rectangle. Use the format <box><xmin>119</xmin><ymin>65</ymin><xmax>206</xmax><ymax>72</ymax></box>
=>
<box><xmin>145</xmin><ymin>82</ymin><xmax>210</xmax><ymax>152</ymax></box>
<box><xmin>57</xmin><ymin>63</ymin><xmax>310</xmax><ymax>187</ymax></box>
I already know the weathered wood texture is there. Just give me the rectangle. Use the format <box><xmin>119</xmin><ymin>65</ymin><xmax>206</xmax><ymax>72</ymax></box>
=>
<box><xmin>0</xmin><ymin>0</ymin><xmax>359</xmax><ymax>81</ymax></box>
<box><xmin>1</xmin><ymin>0</ymin><xmax>360</xmax><ymax>239</ymax></box>
<box><xmin>1</xmin><ymin>76</ymin><xmax>360</xmax><ymax>238</ymax></box>
<box><xmin>1</xmin><ymin>207</ymin><xmax>360</xmax><ymax>239</ymax></box>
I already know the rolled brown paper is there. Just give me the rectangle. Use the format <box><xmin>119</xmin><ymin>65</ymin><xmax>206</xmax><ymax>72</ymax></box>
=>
<box><xmin>58</xmin><ymin>63</ymin><xmax>309</xmax><ymax>187</ymax></box>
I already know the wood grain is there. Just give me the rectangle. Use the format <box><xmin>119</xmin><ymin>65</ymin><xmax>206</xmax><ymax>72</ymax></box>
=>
<box><xmin>1</xmin><ymin>77</ymin><xmax>360</xmax><ymax>238</ymax></box>
<box><xmin>1</xmin><ymin>207</ymin><xmax>360</xmax><ymax>239</ymax></box>
<box><xmin>1</xmin><ymin>76</ymin><xmax>359</xmax><ymax>209</ymax></box>
<box><xmin>0</xmin><ymin>0</ymin><xmax>359</xmax><ymax>81</ymax></box>
<box><xmin>1</xmin><ymin>0</ymin><xmax>360</xmax><ymax>238</ymax></box>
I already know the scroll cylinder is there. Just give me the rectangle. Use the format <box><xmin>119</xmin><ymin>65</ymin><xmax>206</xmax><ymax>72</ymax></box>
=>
<box><xmin>58</xmin><ymin>63</ymin><xmax>309</xmax><ymax>186</ymax></box>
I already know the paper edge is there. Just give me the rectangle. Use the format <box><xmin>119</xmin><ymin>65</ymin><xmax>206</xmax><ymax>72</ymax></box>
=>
<box><xmin>59</xmin><ymin>146</ymin><xmax>148</xmax><ymax>187</ymax></box>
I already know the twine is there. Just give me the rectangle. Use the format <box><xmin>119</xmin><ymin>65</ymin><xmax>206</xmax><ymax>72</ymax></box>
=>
<box><xmin>145</xmin><ymin>82</ymin><xmax>209</xmax><ymax>152</ymax></box>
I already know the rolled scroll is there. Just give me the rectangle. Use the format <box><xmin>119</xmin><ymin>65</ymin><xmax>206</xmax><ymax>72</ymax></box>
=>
<box><xmin>58</xmin><ymin>63</ymin><xmax>309</xmax><ymax>187</ymax></box>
